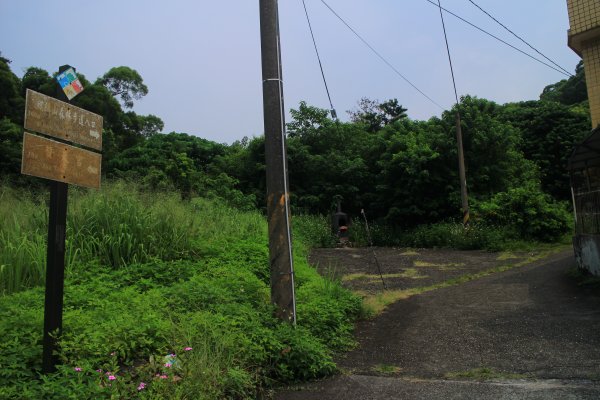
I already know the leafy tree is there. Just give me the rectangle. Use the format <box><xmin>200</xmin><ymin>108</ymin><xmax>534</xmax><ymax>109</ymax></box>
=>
<box><xmin>284</xmin><ymin>102</ymin><xmax>385</xmax><ymax>215</ymax></box>
<box><xmin>373</xmin><ymin>96</ymin><xmax>538</xmax><ymax>226</ymax></box>
<box><xmin>374</xmin><ymin>118</ymin><xmax>456</xmax><ymax>225</ymax></box>
<box><xmin>0</xmin><ymin>118</ymin><xmax>22</xmax><ymax>176</ymax></box>
<box><xmin>215</xmin><ymin>136</ymin><xmax>266</xmax><ymax>210</ymax></box>
<box><xmin>136</xmin><ymin>114</ymin><xmax>164</xmax><ymax>138</ymax></box>
<box><xmin>287</xmin><ymin>101</ymin><xmax>331</xmax><ymax>138</ymax></box>
<box><xmin>500</xmin><ymin>100</ymin><xmax>589</xmax><ymax>199</ymax></box>
<box><xmin>540</xmin><ymin>61</ymin><xmax>587</xmax><ymax>106</ymax></box>
<box><xmin>21</xmin><ymin>67</ymin><xmax>54</xmax><ymax>97</ymax></box>
<box><xmin>117</xmin><ymin>112</ymin><xmax>165</xmax><ymax>149</ymax></box>
<box><xmin>107</xmin><ymin>132</ymin><xmax>254</xmax><ymax>204</ymax></box>
<box><xmin>379</xmin><ymin>98</ymin><xmax>408</xmax><ymax>124</ymax></box>
<box><xmin>0</xmin><ymin>54</ymin><xmax>24</xmax><ymax>124</ymax></box>
<box><xmin>347</xmin><ymin>97</ymin><xmax>407</xmax><ymax>132</ymax></box>
<box><xmin>443</xmin><ymin>96</ymin><xmax>536</xmax><ymax>198</ymax></box>
<box><xmin>98</xmin><ymin>66</ymin><xmax>148</xmax><ymax>109</ymax></box>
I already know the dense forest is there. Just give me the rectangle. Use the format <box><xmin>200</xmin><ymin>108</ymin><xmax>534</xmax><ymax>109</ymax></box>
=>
<box><xmin>0</xmin><ymin>53</ymin><xmax>592</xmax><ymax>242</ymax></box>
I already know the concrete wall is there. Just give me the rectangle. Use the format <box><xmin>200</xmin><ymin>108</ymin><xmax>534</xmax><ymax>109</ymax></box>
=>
<box><xmin>573</xmin><ymin>234</ymin><xmax>600</xmax><ymax>276</ymax></box>
<box><xmin>567</xmin><ymin>0</ymin><xmax>600</xmax><ymax>128</ymax></box>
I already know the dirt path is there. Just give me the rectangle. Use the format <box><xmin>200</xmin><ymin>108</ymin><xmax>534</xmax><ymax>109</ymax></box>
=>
<box><xmin>275</xmin><ymin>247</ymin><xmax>600</xmax><ymax>399</ymax></box>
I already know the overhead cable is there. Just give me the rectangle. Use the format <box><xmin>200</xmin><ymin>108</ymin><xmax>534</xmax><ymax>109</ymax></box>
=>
<box><xmin>319</xmin><ymin>0</ymin><xmax>445</xmax><ymax>110</ymax></box>
<box><xmin>301</xmin><ymin>0</ymin><xmax>338</xmax><ymax>120</ymax></box>
<box><xmin>466</xmin><ymin>0</ymin><xmax>572</xmax><ymax>76</ymax></box>
<box><xmin>437</xmin><ymin>0</ymin><xmax>470</xmax><ymax>227</ymax></box>
<box><xmin>423</xmin><ymin>0</ymin><xmax>571</xmax><ymax>77</ymax></box>
<box><xmin>437</xmin><ymin>0</ymin><xmax>460</xmax><ymax>105</ymax></box>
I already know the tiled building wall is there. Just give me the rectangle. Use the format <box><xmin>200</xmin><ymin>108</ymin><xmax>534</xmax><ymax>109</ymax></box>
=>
<box><xmin>568</xmin><ymin>0</ymin><xmax>600</xmax><ymax>36</ymax></box>
<box><xmin>567</xmin><ymin>0</ymin><xmax>600</xmax><ymax>128</ymax></box>
<box><xmin>582</xmin><ymin>39</ymin><xmax>600</xmax><ymax>128</ymax></box>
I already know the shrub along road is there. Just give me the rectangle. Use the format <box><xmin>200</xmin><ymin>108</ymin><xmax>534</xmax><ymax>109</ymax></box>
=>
<box><xmin>275</xmin><ymin>248</ymin><xmax>600</xmax><ymax>399</ymax></box>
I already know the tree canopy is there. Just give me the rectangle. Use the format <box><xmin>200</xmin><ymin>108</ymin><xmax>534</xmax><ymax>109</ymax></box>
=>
<box><xmin>98</xmin><ymin>66</ymin><xmax>149</xmax><ymax>109</ymax></box>
<box><xmin>0</xmin><ymin>55</ymin><xmax>590</xmax><ymax>240</ymax></box>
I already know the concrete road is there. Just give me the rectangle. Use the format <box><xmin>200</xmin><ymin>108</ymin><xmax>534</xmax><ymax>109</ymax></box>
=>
<box><xmin>275</xmin><ymin>251</ymin><xmax>600</xmax><ymax>399</ymax></box>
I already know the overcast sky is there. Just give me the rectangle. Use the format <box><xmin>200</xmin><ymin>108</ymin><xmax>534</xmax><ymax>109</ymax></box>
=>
<box><xmin>0</xmin><ymin>0</ymin><xmax>580</xmax><ymax>144</ymax></box>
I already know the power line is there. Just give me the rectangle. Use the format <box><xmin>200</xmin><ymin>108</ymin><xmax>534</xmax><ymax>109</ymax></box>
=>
<box><xmin>319</xmin><ymin>0</ymin><xmax>445</xmax><ymax>110</ymax></box>
<box><xmin>465</xmin><ymin>0</ymin><xmax>572</xmax><ymax>76</ymax></box>
<box><xmin>301</xmin><ymin>0</ymin><xmax>338</xmax><ymax>120</ymax></box>
<box><xmin>437</xmin><ymin>0</ymin><xmax>460</xmax><ymax>105</ymax></box>
<box><xmin>436</xmin><ymin>0</ymin><xmax>470</xmax><ymax>227</ymax></box>
<box><xmin>423</xmin><ymin>0</ymin><xmax>571</xmax><ymax>77</ymax></box>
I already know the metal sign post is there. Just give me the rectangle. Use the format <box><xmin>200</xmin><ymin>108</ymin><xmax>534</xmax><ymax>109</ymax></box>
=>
<box><xmin>42</xmin><ymin>178</ymin><xmax>68</xmax><ymax>373</ymax></box>
<box><xmin>21</xmin><ymin>65</ymin><xmax>103</xmax><ymax>373</ymax></box>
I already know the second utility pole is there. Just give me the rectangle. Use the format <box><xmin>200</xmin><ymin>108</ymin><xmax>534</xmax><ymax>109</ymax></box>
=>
<box><xmin>259</xmin><ymin>0</ymin><xmax>297</xmax><ymax>324</ymax></box>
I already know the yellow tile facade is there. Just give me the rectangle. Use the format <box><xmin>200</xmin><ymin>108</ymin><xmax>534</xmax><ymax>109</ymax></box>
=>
<box><xmin>567</xmin><ymin>0</ymin><xmax>600</xmax><ymax>128</ymax></box>
<box><xmin>567</xmin><ymin>0</ymin><xmax>600</xmax><ymax>35</ymax></box>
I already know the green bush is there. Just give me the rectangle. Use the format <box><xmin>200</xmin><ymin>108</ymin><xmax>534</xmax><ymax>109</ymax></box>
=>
<box><xmin>348</xmin><ymin>220</ymin><xmax>399</xmax><ymax>247</ymax></box>
<box><xmin>474</xmin><ymin>185</ymin><xmax>571</xmax><ymax>242</ymax></box>
<box><xmin>293</xmin><ymin>214</ymin><xmax>337</xmax><ymax>248</ymax></box>
<box><xmin>395</xmin><ymin>222</ymin><xmax>508</xmax><ymax>251</ymax></box>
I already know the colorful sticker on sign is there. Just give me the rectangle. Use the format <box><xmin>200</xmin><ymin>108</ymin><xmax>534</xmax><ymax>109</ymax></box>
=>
<box><xmin>56</xmin><ymin>67</ymin><xmax>84</xmax><ymax>100</ymax></box>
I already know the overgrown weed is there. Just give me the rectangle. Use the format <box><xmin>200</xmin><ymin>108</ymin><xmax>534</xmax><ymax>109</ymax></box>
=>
<box><xmin>0</xmin><ymin>181</ymin><xmax>361</xmax><ymax>399</ymax></box>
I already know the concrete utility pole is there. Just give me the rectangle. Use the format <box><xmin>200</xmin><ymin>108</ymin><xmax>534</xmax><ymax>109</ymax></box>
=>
<box><xmin>436</xmin><ymin>0</ymin><xmax>470</xmax><ymax>226</ymax></box>
<box><xmin>259</xmin><ymin>0</ymin><xmax>297</xmax><ymax>324</ymax></box>
<box><xmin>455</xmin><ymin>112</ymin><xmax>470</xmax><ymax>226</ymax></box>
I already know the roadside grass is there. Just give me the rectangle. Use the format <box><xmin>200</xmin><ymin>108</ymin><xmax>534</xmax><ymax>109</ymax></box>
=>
<box><xmin>0</xmin><ymin>182</ymin><xmax>361</xmax><ymax>399</ymax></box>
<box><xmin>358</xmin><ymin>247</ymin><xmax>567</xmax><ymax>317</ymax></box>
<box><xmin>445</xmin><ymin>367</ymin><xmax>527</xmax><ymax>381</ymax></box>
<box><xmin>413</xmin><ymin>261</ymin><xmax>465</xmax><ymax>270</ymax></box>
<box><xmin>342</xmin><ymin>269</ymin><xmax>426</xmax><ymax>283</ymax></box>
<box><xmin>496</xmin><ymin>251</ymin><xmax>522</xmax><ymax>261</ymax></box>
<box><xmin>371</xmin><ymin>364</ymin><xmax>403</xmax><ymax>376</ymax></box>
<box><xmin>399</xmin><ymin>249</ymin><xmax>419</xmax><ymax>256</ymax></box>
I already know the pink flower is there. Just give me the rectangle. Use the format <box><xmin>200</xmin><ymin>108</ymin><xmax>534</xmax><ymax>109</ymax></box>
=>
<box><xmin>74</xmin><ymin>367</ymin><xmax>82</xmax><ymax>372</ymax></box>
<box><xmin>159</xmin><ymin>375</ymin><xmax>168</xmax><ymax>379</ymax></box>
<box><xmin>108</xmin><ymin>375</ymin><xmax>116</xmax><ymax>381</ymax></box>
<box><xmin>184</xmin><ymin>347</ymin><xmax>192</xmax><ymax>351</ymax></box>
<box><xmin>169</xmin><ymin>353</ymin><xmax>176</xmax><ymax>357</ymax></box>
<box><xmin>137</xmin><ymin>382</ymin><xmax>146</xmax><ymax>391</ymax></box>
<box><xmin>164</xmin><ymin>362</ymin><xmax>172</xmax><ymax>368</ymax></box>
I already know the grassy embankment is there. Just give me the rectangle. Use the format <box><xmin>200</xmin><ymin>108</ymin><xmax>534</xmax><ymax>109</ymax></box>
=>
<box><xmin>0</xmin><ymin>182</ymin><xmax>361</xmax><ymax>399</ymax></box>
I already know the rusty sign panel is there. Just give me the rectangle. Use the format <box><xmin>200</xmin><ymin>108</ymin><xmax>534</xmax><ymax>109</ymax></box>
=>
<box><xmin>24</xmin><ymin>89</ymin><xmax>103</xmax><ymax>151</ymax></box>
<box><xmin>21</xmin><ymin>132</ymin><xmax>101</xmax><ymax>189</ymax></box>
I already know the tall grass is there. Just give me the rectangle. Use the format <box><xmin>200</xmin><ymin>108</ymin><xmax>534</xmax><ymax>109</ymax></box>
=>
<box><xmin>68</xmin><ymin>183</ymin><xmax>199</xmax><ymax>268</ymax></box>
<box><xmin>0</xmin><ymin>187</ymin><xmax>47</xmax><ymax>295</ymax></box>
<box><xmin>292</xmin><ymin>214</ymin><xmax>337</xmax><ymax>248</ymax></box>
<box><xmin>0</xmin><ymin>181</ymin><xmax>362</xmax><ymax>399</ymax></box>
<box><xmin>2</xmin><ymin>182</ymin><xmax>256</xmax><ymax>295</ymax></box>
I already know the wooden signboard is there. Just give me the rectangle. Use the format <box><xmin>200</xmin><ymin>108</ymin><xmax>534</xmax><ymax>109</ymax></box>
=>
<box><xmin>24</xmin><ymin>89</ymin><xmax>103</xmax><ymax>151</ymax></box>
<box><xmin>21</xmin><ymin>132</ymin><xmax>101</xmax><ymax>189</ymax></box>
<box><xmin>23</xmin><ymin>69</ymin><xmax>102</xmax><ymax>374</ymax></box>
